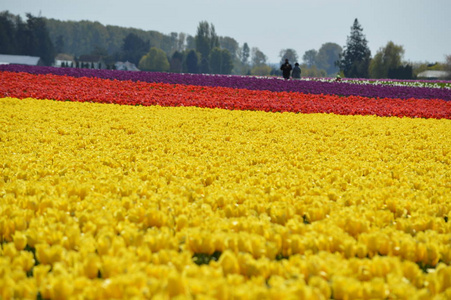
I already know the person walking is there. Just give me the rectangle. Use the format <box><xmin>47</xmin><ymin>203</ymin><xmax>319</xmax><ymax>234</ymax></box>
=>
<box><xmin>292</xmin><ymin>63</ymin><xmax>301</xmax><ymax>79</ymax></box>
<box><xmin>280</xmin><ymin>59</ymin><xmax>292</xmax><ymax>80</ymax></box>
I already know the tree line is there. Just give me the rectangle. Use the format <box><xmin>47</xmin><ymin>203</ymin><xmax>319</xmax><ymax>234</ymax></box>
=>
<box><xmin>0</xmin><ymin>11</ymin><xmax>55</xmax><ymax>65</ymax></box>
<box><xmin>1</xmin><ymin>11</ymin><xmax>449</xmax><ymax>79</ymax></box>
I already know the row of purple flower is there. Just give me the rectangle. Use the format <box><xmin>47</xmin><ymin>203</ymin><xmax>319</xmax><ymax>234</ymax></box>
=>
<box><xmin>1</xmin><ymin>65</ymin><xmax>450</xmax><ymax>101</ymax></box>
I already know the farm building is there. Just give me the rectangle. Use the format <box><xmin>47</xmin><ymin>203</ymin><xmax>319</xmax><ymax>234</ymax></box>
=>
<box><xmin>54</xmin><ymin>53</ymin><xmax>75</xmax><ymax>67</ymax></box>
<box><xmin>115</xmin><ymin>61</ymin><xmax>140</xmax><ymax>71</ymax></box>
<box><xmin>0</xmin><ymin>54</ymin><xmax>44</xmax><ymax>66</ymax></box>
<box><xmin>77</xmin><ymin>55</ymin><xmax>106</xmax><ymax>69</ymax></box>
<box><xmin>417</xmin><ymin>70</ymin><xmax>450</xmax><ymax>80</ymax></box>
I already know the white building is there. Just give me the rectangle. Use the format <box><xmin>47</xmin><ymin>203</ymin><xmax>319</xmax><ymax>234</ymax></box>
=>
<box><xmin>417</xmin><ymin>70</ymin><xmax>450</xmax><ymax>80</ymax></box>
<box><xmin>54</xmin><ymin>53</ymin><xmax>75</xmax><ymax>67</ymax></box>
<box><xmin>0</xmin><ymin>54</ymin><xmax>44</xmax><ymax>66</ymax></box>
<box><xmin>115</xmin><ymin>61</ymin><xmax>140</xmax><ymax>71</ymax></box>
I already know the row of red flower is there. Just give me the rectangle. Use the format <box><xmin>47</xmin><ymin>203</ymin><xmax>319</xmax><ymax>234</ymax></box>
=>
<box><xmin>1</xmin><ymin>71</ymin><xmax>450</xmax><ymax>119</ymax></box>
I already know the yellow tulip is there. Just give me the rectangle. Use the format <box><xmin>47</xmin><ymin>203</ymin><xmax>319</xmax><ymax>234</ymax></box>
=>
<box><xmin>355</xmin><ymin>243</ymin><xmax>368</xmax><ymax>259</ymax></box>
<box><xmin>218</xmin><ymin>250</ymin><xmax>240</xmax><ymax>275</ymax></box>
<box><xmin>2</xmin><ymin>242</ymin><xmax>17</xmax><ymax>258</ymax></box>
<box><xmin>12</xmin><ymin>251</ymin><xmax>34</xmax><ymax>272</ymax></box>
<box><xmin>83</xmin><ymin>253</ymin><xmax>100</xmax><ymax>279</ymax></box>
<box><xmin>167</xmin><ymin>270</ymin><xmax>188</xmax><ymax>297</ymax></box>
<box><xmin>0</xmin><ymin>277</ymin><xmax>14</xmax><ymax>300</ymax></box>
<box><xmin>49</xmin><ymin>276</ymin><xmax>74</xmax><ymax>300</ymax></box>
<box><xmin>2</xmin><ymin>97</ymin><xmax>451</xmax><ymax>298</ymax></box>
<box><xmin>33</xmin><ymin>264</ymin><xmax>51</xmax><ymax>286</ymax></box>
<box><xmin>35</xmin><ymin>244</ymin><xmax>63</xmax><ymax>265</ymax></box>
<box><xmin>13</xmin><ymin>231</ymin><xmax>28</xmax><ymax>250</ymax></box>
<box><xmin>308</xmin><ymin>276</ymin><xmax>331</xmax><ymax>299</ymax></box>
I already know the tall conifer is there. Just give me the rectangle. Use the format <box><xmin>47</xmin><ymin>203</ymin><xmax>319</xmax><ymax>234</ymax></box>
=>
<box><xmin>339</xmin><ymin>19</ymin><xmax>371</xmax><ymax>78</ymax></box>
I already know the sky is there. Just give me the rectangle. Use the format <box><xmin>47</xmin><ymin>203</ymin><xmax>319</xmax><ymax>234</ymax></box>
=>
<box><xmin>2</xmin><ymin>0</ymin><xmax>450</xmax><ymax>64</ymax></box>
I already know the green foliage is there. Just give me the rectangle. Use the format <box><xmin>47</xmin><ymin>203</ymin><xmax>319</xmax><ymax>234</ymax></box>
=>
<box><xmin>445</xmin><ymin>55</ymin><xmax>451</xmax><ymax>80</ymax></box>
<box><xmin>119</xmin><ymin>33</ymin><xmax>150</xmax><ymax>66</ymax></box>
<box><xmin>0</xmin><ymin>11</ymin><xmax>18</xmax><ymax>54</ymax></box>
<box><xmin>369</xmin><ymin>41</ymin><xmax>405</xmax><ymax>79</ymax></box>
<box><xmin>209</xmin><ymin>47</ymin><xmax>233</xmax><ymax>74</ymax></box>
<box><xmin>316</xmin><ymin>43</ymin><xmax>342</xmax><ymax>76</ymax></box>
<box><xmin>185</xmin><ymin>50</ymin><xmax>200</xmax><ymax>74</ymax></box>
<box><xmin>219</xmin><ymin>36</ymin><xmax>239</xmax><ymax>59</ymax></box>
<box><xmin>251</xmin><ymin>64</ymin><xmax>272</xmax><ymax>76</ymax></box>
<box><xmin>387</xmin><ymin>65</ymin><xmax>413</xmax><ymax>79</ymax></box>
<box><xmin>0</xmin><ymin>11</ymin><xmax>55</xmax><ymax>65</ymax></box>
<box><xmin>44</xmin><ymin>18</ymin><xmax>175</xmax><ymax>58</ymax></box>
<box><xmin>279</xmin><ymin>49</ymin><xmax>299</xmax><ymax>65</ymax></box>
<box><xmin>240</xmin><ymin>42</ymin><xmax>250</xmax><ymax>65</ymax></box>
<box><xmin>186</xmin><ymin>35</ymin><xmax>196</xmax><ymax>50</ymax></box>
<box><xmin>169</xmin><ymin>51</ymin><xmax>184</xmax><ymax>73</ymax></box>
<box><xmin>138</xmin><ymin>47</ymin><xmax>169</xmax><ymax>72</ymax></box>
<box><xmin>251</xmin><ymin>47</ymin><xmax>267</xmax><ymax>66</ymax></box>
<box><xmin>299</xmin><ymin>64</ymin><xmax>327</xmax><ymax>78</ymax></box>
<box><xmin>339</xmin><ymin>19</ymin><xmax>371</xmax><ymax>78</ymax></box>
<box><xmin>195</xmin><ymin>21</ymin><xmax>219</xmax><ymax>70</ymax></box>
<box><xmin>27</xmin><ymin>14</ymin><xmax>56</xmax><ymax>65</ymax></box>
<box><xmin>192</xmin><ymin>251</ymin><xmax>222</xmax><ymax>265</ymax></box>
<box><xmin>54</xmin><ymin>35</ymin><xmax>64</xmax><ymax>53</ymax></box>
<box><xmin>302</xmin><ymin>49</ymin><xmax>318</xmax><ymax>68</ymax></box>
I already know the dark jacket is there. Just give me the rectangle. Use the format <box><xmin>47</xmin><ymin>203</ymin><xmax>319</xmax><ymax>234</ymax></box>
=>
<box><xmin>280</xmin><ymin>62</ymin><xmax>292</xmax><ymax>79</ymax></box>
<box><xmin>292</xmin><ymin>65</ymin><xmax>301</xmax><ymax>79</ymax></box>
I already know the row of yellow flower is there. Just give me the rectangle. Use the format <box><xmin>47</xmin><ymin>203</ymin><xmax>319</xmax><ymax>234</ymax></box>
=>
<box><xmin>1</xmin><ymin>97</ymin><xmax>451</xmax><ymax>299</ymax></box>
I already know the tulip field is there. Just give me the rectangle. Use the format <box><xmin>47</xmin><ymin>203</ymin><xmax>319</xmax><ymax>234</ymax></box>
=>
<box><xmin>1</xmin><ymin>65</ymin><xmax>451</xmax><ymax>299</ymax></box>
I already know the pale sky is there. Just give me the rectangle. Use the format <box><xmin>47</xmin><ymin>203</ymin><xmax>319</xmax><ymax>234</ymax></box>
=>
<box><xmin>2</xmin><ymin>0</ymin><xmax>450</xmax><ymax>64</ymax></box>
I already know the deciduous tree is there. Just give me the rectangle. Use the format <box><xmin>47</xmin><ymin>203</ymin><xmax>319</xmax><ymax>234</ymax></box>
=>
<box><xmin>195</xmin><ymin>21</ymin><xmax>219</xmax><ymax>73</ymax></box>
<box><xmin>279</xmin><ymin>49</ymin><xmax>299</xmax><ymax>65</ymax></box>
<box><xmin>302</xmin><ymin>49</ymin><xmax>317</xmax><ymax>68</ymax></box>
<box><xmin>443</xmin><ymin>55</ymin><xmax>451</xmax><ymax>79</ymax></box>
<box><xmin>369</xmin><ymin>41</ymin><xmax>405</xmax><ymax>78</ymax></box>
<box><xmin>120</xmin><ymin>33</ymin><xmax>149</xmax><ymax>65</ymax></box>
<box><xmin>251</xmin><ymin>47</ymin><xmax>267</xmax><ymax>66</ymax></box>
<box><xmin>300</xmin><ymin>64</ymin><xmax>327</xmax><ymax>77</ymax></box>
<box><xmin>251</xmin><ymin>65</ymin><xmax>271</xmax><ymax>76</ymax></box>
<box><xmin>138</xmin><ymin>47</ymin><xmax>169</xmax><ymax>72</ymax></box>
<box><xmin>316</xmin><ymin>43</ymin><xmax>342</xmax><ymax>76</ymax></box>
<box><xmin>219</xmin><ymin>36</ymin><xmax>239</xmax><ymax>59</ymax></box>
<box><xmin>209</xmin><ymin>47</ymin><xmax>234</xmax><ymax>74</ymax></box>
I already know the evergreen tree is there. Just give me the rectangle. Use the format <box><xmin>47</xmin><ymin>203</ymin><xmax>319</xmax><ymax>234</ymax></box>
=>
<box><xmin>339</xmin><ymin>19</ymin><xmax>371</xmax><ymax>78</ymax></box>
<box><xmin>200</xmin><ymin>57</ymin><xmax>210</xmax><ymax>74</ymax></box>
<box><xmin>1</xmin><ymin>12</ymin><xmax>56</xmax><ymax>65</ymax></box>
<box><xmin>25</xmin><ymin>13</ymin><xmax>56</xmax><ymax>65</ymax></box>
<box><xmin>55</xmin><ymin>35</ymin><xmax>64</xmax><ymax>53</ymax></box>
<box><xmin>185</xmin><ymin>50</ymin><xmax>199</xmax><ymax>74</ymax></box>
<box><xmin>240</xmin><ymin>43</ymin><xmax>250</xmax><ymax>65</ymax></box>
<box><xmin>0</xmin><ymin>11</ymin><xmax>18</xmax><ymax>54</ymax></box>
<box><xmin>169</xmin><ymin>51</ymin><xmax>184</xmax><ymax>73</ymax></box>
